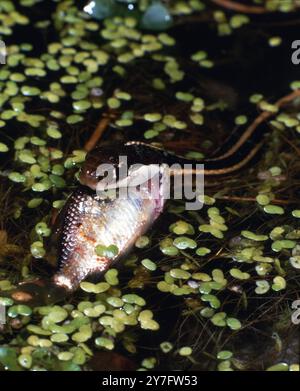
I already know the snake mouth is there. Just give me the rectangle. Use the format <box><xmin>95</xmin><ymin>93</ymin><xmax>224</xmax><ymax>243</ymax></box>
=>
<box><xmin>94</xmin><ymin>163</ymin><xmax>170</xmax><ymax>202</ymax></box>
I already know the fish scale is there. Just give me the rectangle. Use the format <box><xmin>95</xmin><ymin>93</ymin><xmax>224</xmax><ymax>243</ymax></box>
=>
<box><xmin>53</xmin><ymin>178</ymin><xmax>165</xmax><ymax>291</ymax></box>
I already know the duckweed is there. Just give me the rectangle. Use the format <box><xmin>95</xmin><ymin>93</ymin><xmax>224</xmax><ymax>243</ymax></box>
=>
<box><xmin>229</xmin><ymin>268</ymin><xmax>250</xmax><ymax>280</ymax></box>
<box><xmin>27</xmin><ymin>325</ymin><xmax>52</xmax><ymax>336</ymax></box>
<box><xmin>226</xmin><ymin>317</ymin><xmax>242</xmax><ymax>330</ymax></box>
<box><xmin>256</xmin><ymin>194</ymin><xmax>270</xmax><ymax>206</ymax></box>
<box><xmin>35</xmin><ymin>222</ymin><xmax>51</xmax><ymax>237</ymax></box>
<box><xmin>211</xmin><ymin>312</ymin><xmax>227</xmax><ymax>327</ymax></box>
<box><xmin>201</xmin><ymin>294</ymin><xmax>221</xmax><ymax>309</ymax></box>
<box><xmin>170</xmin><ymin>220</ymin><xmax>194</xmax><ymax>235</ymax></box>
<box><xmin>0</xmin><ymin>143</ymin><xmax>8</xmax><ymax>152</ymax></box>
<box><xmin>196</xmin><ymin>247</ymin><xmax>211</xmax><ymax>256</ymax></box>
<box><xmin>292</xmin><ymin>210</ymin><xmax>300</xmax><ymax>218</ymax></box>
<box><xmin>8</xmin><ymin>172</ymin><xmax>26</xmax><ymax>183</ymax></box>
<box><xmin>266</xmin><ymin>363</ymin><xmax>289</xmax><ymax>371</ymax></box>
<box><xmin>178</xmin><ymin>347</ymin><xmax>192</xmax><ymax>356</ymax></box>
<box><xmin>159</xmin><ymin>241</ymin><xmax>179</xmax><ymax>256</ymax></box>
<box><xmin>255</xmin><ymin>280</ymin><xmax>270</xmax><ymax>294</ymax></box>
<box><xmin>272</xmin><ymin>276</ymin><xmax>286</xmax><ymax>291</ymax></box>
<box><xmin>58</xmin><ymin>352</ymin><xmax>74</xmax><ymax>361</ymax></box>
<box><xmin>141</xmin><ymin>258</ymin><xmax>157</xmax><ymax>271</ymax></box>
<box><xmin>160</xmin><ymin>341</ymin><xmax>173</xmax><ymax>353</ymax></box>
<box><xmin>66</xmin><ymin>114</ymin><xmax>84</xmax><ymax>124</ymax></box>
<box><xmin>80</xmin><ymin>281</ymin><xmax>110</xmax><ymax>294</ymax></box>
<box><xmin>157</xmin><ymin>281</ymin><xmax>173</xmax><ymax>292</ymax></box>
<box><xmin>95</xmin><ymin>244</ymin><xmax>119</xmax><ymax>258</ymax></box>
<box><xmin>83</xmin><ymin>305</ymin><xmax>106</xmax><ymax>317</ymax></box>
<box><xmin>144</xmin><ymin>113</ymin><xmax>162</xmax><ymax>122</ymax></box>
<box><xmin>30</xmin><ymin>241</ymin><xmax>46</xmax><ymax>258</ymax></box>
<box><xmin>138</xmin><ymin>310</ymin><xmax>159</xmax><ymax>330</ymax></box>
<box><xmin>241</xmin><ymin>230</ymin><xmax>268</xmax><ymax>242</ymax></box>
<box><xmin>135</xmin><ymin>235</ymin><xmax>150</xmax><ymax>248</ymax></box>
<box><xmin>272</xmin><ymin>240</ymin><xmax>296</xmax><ymax>252</ymax></box>
<box><xmin>173</xmin><ymin>236</ymin><xmax>197</xmax><ymax>250</ymax></box>
<box><xmin>218</xmin><ymin>360</ymin><xmax>233</xmax><ymax>371</ymax></box>
<box><xmin>95</xmin><ymin>337</ymin><xmax>114</xmax><ymax>350</ymax></box>
<box><xmin>122</xmin><ymin>294</ymin><xmax>145</xmax><ymax>306</ymax></box>
<box><xmin>107</xmin><ymin>97</ymin><xmax>121</xmax><ymax>109</ymax></box>
<box><xmin>18</xmin><ymin>354</ymin><xmax>32</xmax><ymax>369</ymax></box>
<box><xmin>290</xmin><ymin>256</ymin><xmax>300</xmax><ymax>269</ymax></box>
<box><xmin>106</xmin><ymin>297</ymin><xmax>124</xmax><ymax>308</ymax></box>
<box><xmin>72</xmin><ymin>324</ymin><xmax>92</xmax><ymax>343</ymax></box>
<box><xmin>21</xmin><ymin>86</ymin><xmax>40</xmax><ymax>96</ymax></box>
<box><xmin>8</xmin><ymin>304</ymin><xmax>32</xmax><ymax>318</ymax></box>
<box><xmin>0</xmin><ymin>297</ymin><xmax>14</xmax><ymax>306</ymax></box>
<box><xmin>144</xmin><ymin>129</ymin><xmax>158</xmax><ymax>139</ymax></box>
<box><xmin>217</xmin><ymin>351</ymin><xmax>233</xmax><ymax>360</ymax></box>
<box><xmin>170</xmin><ymin>268</ymin><xmax>191</xmax><ymax>279</ymax></box>
<box><xmin>264</xmin><ymin>205</ymin><xmax>285</xmax><ymax>215</ymax></box>
<box><xmin>47</xmin><ymin>307</ymin><xmax>68</xmax><ymax>323</ymax></box>
<box><xmin>104</xmin><ymin>269</ymin><xmax>119</xmax><ymax>285</ymax></box>
<box><xmin>0</xmin><ymin>280</ymin><xmax>15</xmax><ymax>291</ymax></box>
<box><xmin>50</xmin><ymin>333</ymin><xmax>69</xmax><ymax>343</ymax></box>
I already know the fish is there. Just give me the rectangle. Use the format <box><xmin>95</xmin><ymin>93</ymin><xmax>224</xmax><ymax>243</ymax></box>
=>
<box><xmin>53</xmin><ymin>183</ymin><xmax>167</xmax><ymax>291</ymax></box>
<box><xmin>8</xmin><ymin>142</ymin><xmax>171</xmax><ymax>303</ymax></box>
<box><xmin>53</xmin><ymin>142</ymin><xmax>170</xmax><ymax>291</ymax></box>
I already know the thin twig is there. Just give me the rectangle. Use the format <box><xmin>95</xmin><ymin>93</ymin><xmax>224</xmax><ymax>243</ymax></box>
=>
<box><xmin>210</xmin><ymin>0</ymin><xmax>267</xmax><ymax>14</ymax></box>
<box><xmin>232</xmin><ymin>89</ymin><xmax>300</xmax><ymax>155</ymax></box>
<box><xmin>174</xmin><ymin>12</ymin><xmax>214</xmax><ymax>26</ymax></box>
<box><xmin>215</xmin><ymin>195</ymin><xmax>293</xmax><ymax>205</ymax></box>
<box><xmin>256</xmin><ymin>89</ymin><xmax>300</xmax><ymax>131</ymax></box>
<box><xmin>84</xmin><ymin>115</ymin><xmax>111</xmax><ymax>152</ymax></box>
<box><xmin>276</xmin><ymin>88</ymin><xmax>300</xmax><ymax>107</ymax></box>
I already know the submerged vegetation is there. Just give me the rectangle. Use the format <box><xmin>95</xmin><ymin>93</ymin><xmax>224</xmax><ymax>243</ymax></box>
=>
<box><xmin>0</xmin><ymin>0</ymin><xmax>299</xmax><ymax>371</ymax></box>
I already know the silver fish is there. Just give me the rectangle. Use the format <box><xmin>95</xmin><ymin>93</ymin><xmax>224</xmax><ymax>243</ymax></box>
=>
<box><xmin>53</xmin><ymin>165</ymin><xmax>169</xmax><ymax>291</ymax></box>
